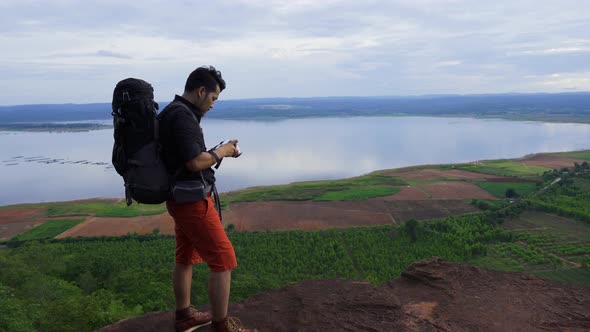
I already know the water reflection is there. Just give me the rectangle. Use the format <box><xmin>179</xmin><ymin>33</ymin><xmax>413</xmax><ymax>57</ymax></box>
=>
<box><xmin>1</xmin><ymin>116</ymin><xmax>589</xmax><ymax>205</ymax></box>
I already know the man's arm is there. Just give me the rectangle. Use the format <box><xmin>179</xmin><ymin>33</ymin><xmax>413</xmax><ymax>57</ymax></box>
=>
<box><xmin>185</xmin><ymin>140</ymin><xmax>237</xmax><ymax>172</ymax></box>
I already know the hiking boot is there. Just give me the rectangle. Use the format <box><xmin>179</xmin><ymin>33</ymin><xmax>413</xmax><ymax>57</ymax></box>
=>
<box><xmin>211</xmin><ymin>317</ymin><xmax>258</xmax><ymax>332</ymax></box>
<box><xmin>175</xmin><ymin>305</ymin><xmax>212</xmax><ymax>332</ymax></box>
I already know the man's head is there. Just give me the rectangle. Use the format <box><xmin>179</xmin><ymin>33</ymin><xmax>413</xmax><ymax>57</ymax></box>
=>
<box><xmin>183</xmin><ymin>66</ymin><xmax>226</xmax><ymax>115</ymax></box>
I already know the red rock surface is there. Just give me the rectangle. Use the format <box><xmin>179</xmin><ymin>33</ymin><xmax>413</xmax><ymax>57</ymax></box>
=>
<box><xmin>97</xmin><ymin>258</ymin><xmax>590</xmax><ymax>332</ymax></box>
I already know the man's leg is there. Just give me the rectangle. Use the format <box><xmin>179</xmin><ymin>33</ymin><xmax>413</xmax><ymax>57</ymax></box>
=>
<box><xmin>174</xmin><ymin>263</ymin><xmax>193</xmax><ymax>309</ymax></box>
<box><xmin>209</xmin><ymin>270</ymin><xmax>232</xmax><ymax>321</ymax></box>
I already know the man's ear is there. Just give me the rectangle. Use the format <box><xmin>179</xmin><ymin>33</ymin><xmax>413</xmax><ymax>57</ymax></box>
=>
<box><xmin>197</xmin><ymin>86</ymin><xmax>207</xmax><ymax>98</ymax></box>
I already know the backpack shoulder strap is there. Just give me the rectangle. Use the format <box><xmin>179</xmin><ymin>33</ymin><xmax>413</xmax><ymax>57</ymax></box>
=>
<box><xmin>169</xmin><ymin>100</ymin><xmax>199</xmax><ymax>124</ymax></box>
<box><xmin>166</xmin><ymin>100</ymin><xmax>206</xmax><ymax>182</ymax></box>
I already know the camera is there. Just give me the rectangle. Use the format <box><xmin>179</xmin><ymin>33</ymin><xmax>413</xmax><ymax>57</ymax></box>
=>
<box><xmin>223</xmin><ymin>140</ymin><xmax>242</xmax><ymax>158</ymax></box>
<box><xmin>214</xmin><ymin>140</ymin><xmax>242</xmax><ymax>158</ymax></box>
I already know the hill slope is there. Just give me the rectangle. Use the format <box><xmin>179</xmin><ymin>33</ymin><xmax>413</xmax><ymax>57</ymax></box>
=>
<box><xmin>98</xmin><ymin>258</ymin><xmax>590</xmax><ymax>332</ymax></box>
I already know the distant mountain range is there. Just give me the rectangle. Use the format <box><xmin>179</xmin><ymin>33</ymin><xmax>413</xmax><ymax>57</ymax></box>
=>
<box><xmin>1</xmin><ymin>92</ymin><xmax>589</xmax><ymax>123</ymax></box>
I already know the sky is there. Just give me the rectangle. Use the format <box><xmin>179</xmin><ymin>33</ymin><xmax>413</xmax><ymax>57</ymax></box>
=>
<box><xmin>0</xmin><ymin>0</ymin><xmax>589</xmax><ymax>105</ymax></box>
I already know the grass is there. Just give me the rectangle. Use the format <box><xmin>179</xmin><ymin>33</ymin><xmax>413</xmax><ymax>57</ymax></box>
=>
<box><xmin>503</xmin><ymin>211</ymin><xmax>590</xmax><ymax>240</ymax></box>
<box><xmin>11</xmin><ymin>219</ymin><xmax>85</xmax><ymax>241</ymax></box>
<box><xmin>492</xmin><ymin>212</ymin><xmax>590</xmax><ymax>275</ymax></box>
<box><xmin>476</xmin><ymin>181</ymin><xmax>538</xmax><ymax>198</ymax></box>
<box><xmin>313</xmin><ymin>187</ymin><xmax>400</xmax><ymax>201</ymax></box>
<box><xmin>532</xmin><ymin>268</ymin><xmax>590</xmax><ymax>285</ymax></box>
<box><xmin>467</xmin><ymin>210</ymin><xmax>590</xmax><ymax>277</ymax></box>
<box><xmin>224</xmin><ymin>174</ymin><xmax>406</xmax><ymax>202</ymax></box>
<box><xmin>573</xmin><ymin>178</ymin><xmax>590</xmax><ymax>191</ymax></box>
<box><xmin>452</xmin><ymin>160</ymin><xmax>550</xmax><ymax>177</ymax></box>
<box><xmin>1</xmin><ymin>199</ymin><xmax>167</xmax><ymax>217</ymax></box>
<box><xmin>552</xmin><ymin>150</ymin><xmax>590</xmax><ymax>161</ymax></box>
<box><xmin>468</xmin><ymin>253</ymin><xmax>525</xmax><ymax>272</ymax></box>
<box><xmin>46</xmin><ymin>200</ymin><xmax>166</xmax><ymax>217</ymax></box>
<box><xmin>471</xmin><ymin>199</ymin><xmax>511</xmax><ymax>210</ymax></box>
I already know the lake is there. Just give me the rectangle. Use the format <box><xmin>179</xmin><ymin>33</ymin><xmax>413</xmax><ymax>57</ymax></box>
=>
<box><xmin>1</xmin><ymin>116</ymin><xmax>590</xmax><ymax>206</ymax></box>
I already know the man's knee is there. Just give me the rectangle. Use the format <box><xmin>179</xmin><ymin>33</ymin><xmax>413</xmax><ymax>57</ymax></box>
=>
<box><xmin>207</xmin><ymin>248</ymin><xmax>237</xmax><ymax>272</ymax></box>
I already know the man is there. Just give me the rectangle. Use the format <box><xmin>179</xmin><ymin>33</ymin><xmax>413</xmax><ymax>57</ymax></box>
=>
<box><xmin>159</xmin><ymin>66</ymin><xmax>257</xmax><ymax>332</ymax></box>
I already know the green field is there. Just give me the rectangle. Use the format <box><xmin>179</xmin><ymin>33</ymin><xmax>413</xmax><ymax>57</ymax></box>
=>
<box><xmin>529</xmin><ymin>179</ymin><xmax>590</xmax><ymax>224</ymax></box>
<box><xmin>314</xmin><ymin>186</ymin><xmax>400</xmax><ymax>201</ymax></box>
<box><xmin>224</xmin><ymin>174</ymin><xmax>406</xmax><ymax>202</ymax></box>
<box><xmin>1</xmin><ymin>199</ymin><xmax>167</xmax><ymax>218</ymax></box>
<box><xmin>47</xmin><ymin>200</ymin><xmax>166</xmax><ymax>217</ymax></box>
<box><xmin>503</xmin><ymin>211</ymin><xmax>590</xmax><ymax>240</ymax></box>
<box><xmin>11</xmin><ymin>219</ymin><xmax>85</xmax><ymax>241</ymax></box>
<box><xmin>0</xmin><ymin>213</ymin><xmax>508</xmax><ymax>331</ymax></box>
<box><xmin>450</xmin><ymin>160</ymin><xmax>550</xmax><ymax>177</ymax></box>
<box><xmin>573</xmin><ymin>178</ymin><xmax>590</xmax><ymax>191</ymax></box>
<box><xmin>532</xmin><ymin>268</ymin><xmax>590</xmax><ymax>285</ymax></box>
<box><xmin>476</xmin><ymin>181</ymin><xmax>537</xmax><ymax>198</ymax></box>
<box><xmin>1</xmin><ymin>153</ymin><xmax>590</xmax><ymax>331</ymax></box>
<box><xmin>482</xmin><ymin>212</ymin><xmax>590</xmax><ymax>279</ymax></box>
<box><xmin>552</xmin><ymin>150</ymin><xmax>590</xmax><ymax>161</ymax></box>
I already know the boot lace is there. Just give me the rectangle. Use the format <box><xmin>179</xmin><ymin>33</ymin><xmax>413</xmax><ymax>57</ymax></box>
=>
<box><xmin>225</xmin><ymin>317</ymin><xmax>243</xmax><ymax>331</ymax></box>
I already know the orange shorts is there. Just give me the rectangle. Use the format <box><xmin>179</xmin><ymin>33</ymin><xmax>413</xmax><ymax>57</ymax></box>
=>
<box><xmin>166</xmin><ymin>196</ymin><xmax>237</xmax><ymax>272</ymax></box>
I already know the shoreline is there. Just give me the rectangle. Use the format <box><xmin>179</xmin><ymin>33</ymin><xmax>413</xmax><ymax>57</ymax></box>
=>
<box><xmin>2</xmin><ymin>148</ymin><xmax>588</xmax><ymax>208</ymax></box>
<box><xmin>1</xmin><ymin>113</ymin><xmax>590</xmax><ymax>133</ymax></box>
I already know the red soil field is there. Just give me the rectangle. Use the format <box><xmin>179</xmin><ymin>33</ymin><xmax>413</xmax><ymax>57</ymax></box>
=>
<box><xmin>56</xmin><ymin>193</ymin><xmax>485</xmax><ymax>237</ymax></box>
<box><xmin>0</xmin><ymin>208</ymin><xmax>47</xmax><ymax>240</ymax></box>
<box><xmin>0</xmin><ymin>221</ymin><xmax>44</xmax><ymax>241</ymax></box>
<box><xmin>43</xmin><ymin>177</ymin><xmax>499</xmax><ymax>238</ymax></box>
<box><xmin>0</xmin><ymin>208</ymin><xmax>45</xmax><ymax>224</ymax></box>
<box><xmin>520</xmin><ymin>155</ymin><xmax>586</xmax><ymax>169</ymax></box>
<box><xmin>56</xmin><ymin>214</ymin><xmax>174</xmax><ymax>238</ymax></box>
<box><xmin>224</xmin><ymin>201</ymin><xmax>394</xmax><ymax>231</ymax></box>
<box><xmin>382</xmin><ymin>186</ymin><xmax>430</xmax><ymax>200</ymax></box>
<box><xmin>418</xmin><ymin>181</ymin><xmax>496</xmax><ymax>200</ymax></box>
<box><xmin>388</xmin><ymin>169</ymin><xmax>491</xmax><ymax>180</ymax></box>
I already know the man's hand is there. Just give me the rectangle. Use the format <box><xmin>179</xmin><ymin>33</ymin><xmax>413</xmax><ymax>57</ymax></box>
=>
<box><xmin>217</xmin><ymin>139</ymin><xmax>239</xmax><ymax>158</ymax></box>
<box><xmin>185</xmin><ymin>139</ymin><xmax>240</xmax><ymax>172</ymax></box>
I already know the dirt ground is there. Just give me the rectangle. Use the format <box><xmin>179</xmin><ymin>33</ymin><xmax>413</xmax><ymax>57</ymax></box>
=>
<box><xmin>6</xmin><ymin>153</ymin><xmax>586</xmax><ymax>240</ymax></box>
<box><xmin>417</xmin><ymin>181</ymin><xmax>496</xmax><ymax>200</ymax></box>
<box><xmin>383</xmin><ymin>186</ymin><xmax>430</xmax><ymax>200</ymax></box>
<box><xmin>520</xmin><ymin>154</ymin><xmax>587</xmax><ymax>169</ymax></box>
<box><xmin>0</xmin><ymin>208</ymin><xmax>45</xmax><ymax>224</ymax></box>
<box><xmin>51</xmin><ymin>193</ymin><xmax>484</xmax><ymax>236</ymax></box>
<box><xmin>223</xmin><ymin>198</ymin><xmax>481</xmax><ymax>230</ymax></box>
<box><xmin>0</xmin><ymin>221</ymin><xmax>44</xmax><ymax>241</ymax></box>
<box><xmin>388</xmin><ymin>168</ymin><xmax>491</xmax><ymax>180</ymax></box>
<box><xmin>0</xmin><ymin>208</ymin><xmax>46</xmax><ymax>240</ymax></box>
<box><xmin>56</xmin><ymin>214</ymin><xmax>175</xmax><ymax>238</ymax></box>
<box><xmin>224</xmin><ymin>201</ymin><xmax>395</xmax><ymax>230</ymax></box>
<box><xmin>98</xmin><ymin>258</ymin><xmax>590</xmax><ymax>332</ymax></box>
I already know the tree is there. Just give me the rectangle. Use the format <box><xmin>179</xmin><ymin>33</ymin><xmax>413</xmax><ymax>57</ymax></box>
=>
<box><xmin>404</xmin><ymin>219</ymin><xmax>418</xmax><ymax>242</ymax></box>
<box><xmin>505</xmin><ymin>188</ymin><xmax>519</xmax><ymax>198</ymax></box>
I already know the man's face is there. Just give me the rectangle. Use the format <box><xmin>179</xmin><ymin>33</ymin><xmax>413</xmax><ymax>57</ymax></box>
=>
<box><xmin>195</xmin><ymin>84</ymin><xmax>221</xmax><ymax>115</ymax></box>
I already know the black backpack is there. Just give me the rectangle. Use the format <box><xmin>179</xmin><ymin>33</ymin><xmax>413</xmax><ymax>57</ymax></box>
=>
<box><xmin>111</xmin><ymin>78</ymin><xmax>171</xmax><ymax>206</ymax></box>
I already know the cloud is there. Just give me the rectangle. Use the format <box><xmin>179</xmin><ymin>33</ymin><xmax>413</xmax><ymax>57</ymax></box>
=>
<box><xmin>95</xmin><ymin>50</ymin><xmax>131</xmax><ymax>59</ymax></box>
<box><xmin>538</xmin><ymin>72</ymin><xmax>590</xmax><ymax>90</ymax></box>
<box><xmin>0</xmin><ymin>0</ymin><xmax>589</xmax><ymax>104</ymax></box>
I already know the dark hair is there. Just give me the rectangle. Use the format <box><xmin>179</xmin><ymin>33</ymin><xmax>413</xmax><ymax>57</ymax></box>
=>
<box><xmin>184</xmin><ymin>66</ymin><xmax>226</xmax><ymax>93</ymax></box>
